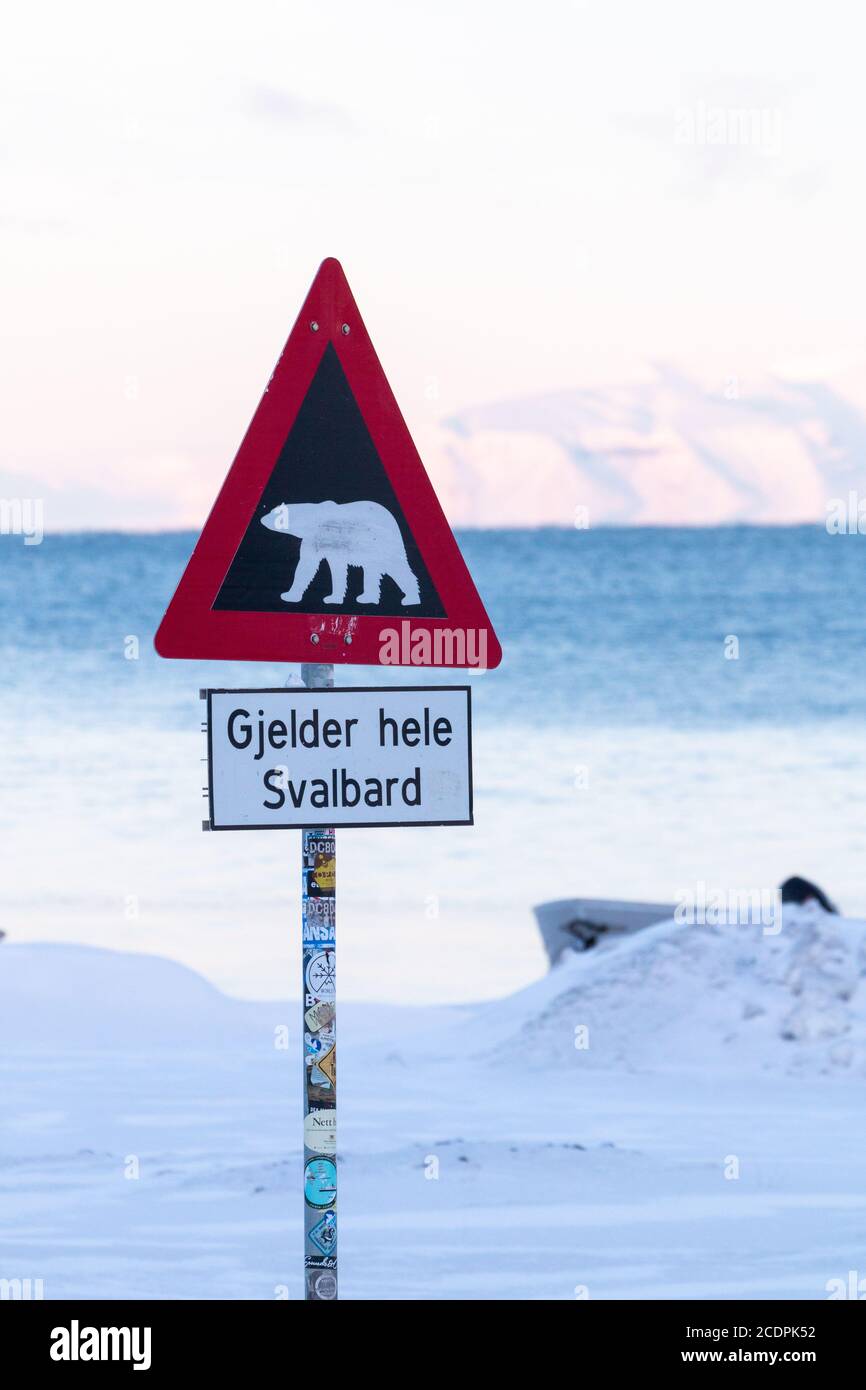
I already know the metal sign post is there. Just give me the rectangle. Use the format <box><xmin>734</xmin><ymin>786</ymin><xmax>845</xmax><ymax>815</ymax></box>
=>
<box><xmin>300</xmin><ymin>662</ymin><xmax>338</xmax><ymax>1301</ymax></box>
<box><xmin>203</xmin><ymin>677</ymin><xmax>472</xmax><ymax>1299</ymax></box>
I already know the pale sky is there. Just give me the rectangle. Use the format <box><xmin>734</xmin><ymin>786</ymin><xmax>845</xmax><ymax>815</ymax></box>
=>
<box><xmin>2</xmin><ymin>0</ymin><xmax>865</xmax><ymax>527</ymax></box>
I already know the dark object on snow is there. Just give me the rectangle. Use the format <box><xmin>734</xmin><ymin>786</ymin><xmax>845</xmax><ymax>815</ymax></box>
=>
<box><xmin>779</xmin><ymin>876</ymin><xmax>838</xmax><ymax>914</ymax></box>
<box><xmin>534</xmin><ymin>898</ymin><xmax>676</xmax><ymax>966</ymax></box>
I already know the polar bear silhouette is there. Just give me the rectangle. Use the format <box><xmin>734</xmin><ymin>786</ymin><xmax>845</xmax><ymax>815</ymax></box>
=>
<box><xmin>261</xmin><ymin>499</ymin><xmax>421</xmax><ymax>606</ymax></box>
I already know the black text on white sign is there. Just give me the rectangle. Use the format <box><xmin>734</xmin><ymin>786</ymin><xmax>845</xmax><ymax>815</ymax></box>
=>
<box><xmin>206</xmin><ymin>687</ymin><xmax>473</xmax><ymax>829</ymax></box>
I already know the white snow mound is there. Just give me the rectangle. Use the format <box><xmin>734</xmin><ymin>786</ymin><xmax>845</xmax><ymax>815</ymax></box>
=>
<box><xmin>0</xmin><ymin>943</ymin><xmax>277</xmax><ymax>1050</ymax></box>
<box><xmin>4</xmin><ymin>910</ymin><xmax>866</xmax><ymax>1080</ymax></box>
<box><xmin>475</xmin><ymin>904</ymin><xmax>866</xmax><ymax>1078</ymax></box>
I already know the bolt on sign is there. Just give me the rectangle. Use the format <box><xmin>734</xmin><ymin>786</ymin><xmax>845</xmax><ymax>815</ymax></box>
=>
<box><xmin>154</xmin><ymin>259</ymin><xmax>501</xmax><ymax>1303</ymax></box>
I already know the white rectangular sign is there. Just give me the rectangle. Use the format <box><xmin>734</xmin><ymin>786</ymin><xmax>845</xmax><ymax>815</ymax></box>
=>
<box><xmin>206</xmin><ymin>687</ymin><xmax>473</xmax><ymax>829</ymax></box>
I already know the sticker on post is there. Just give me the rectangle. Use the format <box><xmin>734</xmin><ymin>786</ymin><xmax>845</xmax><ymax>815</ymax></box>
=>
<box><xmin>305</xmin><ymin>1268</ymin><xmax>338</xmax><ymax>1301</ymax></box>
<box><xmin>305</xmin><ymin>950</ymin><xmax>335</xmax><ymax>999</ymax></box>
<box><xmin>305</xmin><ymin>1109</ymin><xmax>337</xmax><ymax>1156</ymax></box>
<box><xmin>307</xmin><ymin>1211</ymin><xmax>337</xmax><ymax>1257</ymax></box>
<box><xmin>317</xmin><ymin>1044</ymin><xmax>336</xmax><ymax>1088</ymax></box>
<box><xmin>304</xmin><ymin>1157</ymin><xmax>337</xmax><ymax>1209</ymax></box>
<box><xmin>305</xmin><ymin>1000</ymin><xmax>335</xmax><ymax>1033</ymax></box>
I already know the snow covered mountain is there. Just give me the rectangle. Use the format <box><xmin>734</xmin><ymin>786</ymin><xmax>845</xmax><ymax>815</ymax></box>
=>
<box><xmin>420</xmin><ymin>366</ymin><xmax>866</xmax><ymax>528</ymax></box>
<box><xmin>15</xmin><ymin>365</ymin><xmax>866</xmax><ymax>533</ymax></box>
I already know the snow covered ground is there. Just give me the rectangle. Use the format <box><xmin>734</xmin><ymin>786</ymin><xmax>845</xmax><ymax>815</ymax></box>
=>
<box><xmin>2</xmin><ymin>905</ymin><xmax>865</xmax><ymax>1300</ymax></box>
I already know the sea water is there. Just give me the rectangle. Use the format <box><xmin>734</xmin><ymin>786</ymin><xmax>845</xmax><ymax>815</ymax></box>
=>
<box><xmin>2</xmin><ymin>525</ymin><xmax>866</xmax><ymax>1002</ymax></box>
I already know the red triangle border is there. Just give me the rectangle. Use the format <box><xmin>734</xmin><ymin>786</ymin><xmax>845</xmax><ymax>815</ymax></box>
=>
<box><xmin>154</xmin><ymin>258</ymin><xmax>501</xmax><ymax>669</ymax></box>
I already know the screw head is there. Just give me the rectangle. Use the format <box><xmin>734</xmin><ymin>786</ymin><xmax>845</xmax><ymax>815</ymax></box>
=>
<box><xmin>310</xmin><ymin>320</ymin><xmax>319</xmax><ymax>332</ymax></box>
<box><xmin>344</xmin><ymin>633</ymin><xmax>353</xmax><ymax>645</ymax></box>
<box><xmin>310</xmin><ymin>632</ymin><xmax>320</xmax><ymax>645</ymax></box>
<box><xmin>341</xmin><ymin>323</ymin><xmax>350</xmax><ymax>335</ymax></box>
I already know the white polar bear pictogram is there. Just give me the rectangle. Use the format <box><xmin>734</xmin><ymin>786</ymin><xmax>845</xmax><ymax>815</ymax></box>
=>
<box><xmin>261</xmin><ymin>499</ymin><xmax>421</xmax><ymax>607</ymax></box>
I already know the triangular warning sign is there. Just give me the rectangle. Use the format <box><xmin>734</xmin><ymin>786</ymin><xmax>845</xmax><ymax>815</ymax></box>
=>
<box><xmin>155</xmin><ymin>258</ymin><xmax>501</xmax><ymax>669</ymax></box>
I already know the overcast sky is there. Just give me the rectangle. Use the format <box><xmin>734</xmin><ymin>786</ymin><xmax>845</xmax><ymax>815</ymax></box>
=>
<box><xmin>2</xmin><ymin>0</ymin><xmax>864</xmax><ymax>526</ymax></box>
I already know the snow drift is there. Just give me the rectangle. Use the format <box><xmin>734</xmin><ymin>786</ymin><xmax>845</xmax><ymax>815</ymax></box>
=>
<box><xmin>3</xmin><ymin>921</ymin><xmax>866</xmax><ymax>1299</ymax></box>
<box><xmin>5</xmin><ymin>905</ymin><xmax>865</xmax><ymax>1080</ymax></box>
<box><xmin>475</xmin><ymin>904</ymin><xmax>866</xmax><ymax>1078</ymax></box>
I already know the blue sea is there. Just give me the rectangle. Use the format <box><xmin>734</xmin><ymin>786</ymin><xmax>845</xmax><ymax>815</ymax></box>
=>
<box><xmin>4</xmin><ymin>525</ymin><xmax>866</xmax><ymax>1002</ymax></box>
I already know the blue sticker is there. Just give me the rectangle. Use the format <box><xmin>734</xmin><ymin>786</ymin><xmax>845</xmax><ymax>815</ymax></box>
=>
<box><xmin>303</xmin><ymin>915</ymin><xmax>336</xmax><ymax>946</ymax></box>
<box><xmin>304</xmin><ymin>1157</ymin><xmax>337</xmax><ymax>1209</ymax></box>
<box><xmin>308</xmin><ymin>1210</ymin><xmax>337</xmax><ymax>1256</ymax></box>
<box><xmin>305</xmin><ymin>1030</ymin><xmax>333</xmax><ymax>1056</ymax></box>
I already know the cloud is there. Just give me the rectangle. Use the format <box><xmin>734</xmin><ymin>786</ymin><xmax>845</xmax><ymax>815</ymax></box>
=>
<box><xmin>612</xmin><ymin>72</ymin><xmax>827</xmax><ymax>201</ymax></box>
<box><xmin>244</xmin><ymin>85</ymin><xmax>354</xmax><ymax>132</ymax></box>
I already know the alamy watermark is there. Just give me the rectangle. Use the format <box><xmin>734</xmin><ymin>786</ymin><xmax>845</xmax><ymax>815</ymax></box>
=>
<box><xmin>675</xmin><ymin>882</ymin><xmax>781</xmax><ymax>935</ymax></box>
<box><xmin>50</xmin><ymin>1322</ymin><xmax>151</xmax><ymax>1371</ymax></box>
<box><xmin>826</xmin><ymin>1269</ymin><xmax>866</xmax><ymax>1299</ymax></box>
<box><xmin>379</xmin><ymin>621</ymin><xmax>487</xmax><ymax>669</ymax></box>
<box><xmin>0</xmin><ymin>497</ymin><xmax>43</xmax><ymax>545</ymax></box>
<box><xmin>675</xmin><ymin>103</ymin><xmax>782</xmax><ymax>155</ymax></box>
<box><xmin>0</xmin><ymin>1276</ymin><xmax>44</xmax><ymax>1300</ymax></box>
<box><xmin>827</xmin><ymin>492</ymin><xmax>866</xmax><ymax>535</ymax></box>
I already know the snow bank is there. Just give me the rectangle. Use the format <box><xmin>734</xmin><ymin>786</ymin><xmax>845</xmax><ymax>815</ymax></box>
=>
<box><xmin>3</xmin><ymin>929</ymin><xmax>866</xmax><ymax>1298</ymax></box>
<box><xmin>475</xmin><ymin>904</ymin><xmax>866</xmax><ymax>1078</ymax></box>
<box><xmin>5</xmin><ymin>909</ymin><xmax>866</xmax><ymax>1079</ymax></box>
<box><xmin>0</xmin><ymin>943</ymin><xmax>449</xmax><ymax>1054</ymax></box>
<box><xmin>0</xmin><ymin>944</ymin><xmax>276</xmax><ymax>1051</ymax></box>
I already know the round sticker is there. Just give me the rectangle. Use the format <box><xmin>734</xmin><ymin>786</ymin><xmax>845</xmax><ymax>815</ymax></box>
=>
<box><xmin>305</xmin><ymin>1108</ymin><xmax>337</xmax><ymax>1156</ymax></box>
<box><xmin>309</xmin><ymin>1269</ymin><xmax>337</xmax><ymax>1301</ymax></box>
<box><xmin>305</xmin><ymin>950</ymin><xmax>336</xmax><ymax>999</ymax></box>
<box><xmin>304</xmin><ymin>1157</ymin><xmax>337</xmax><ymax>1209</ymax></box>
